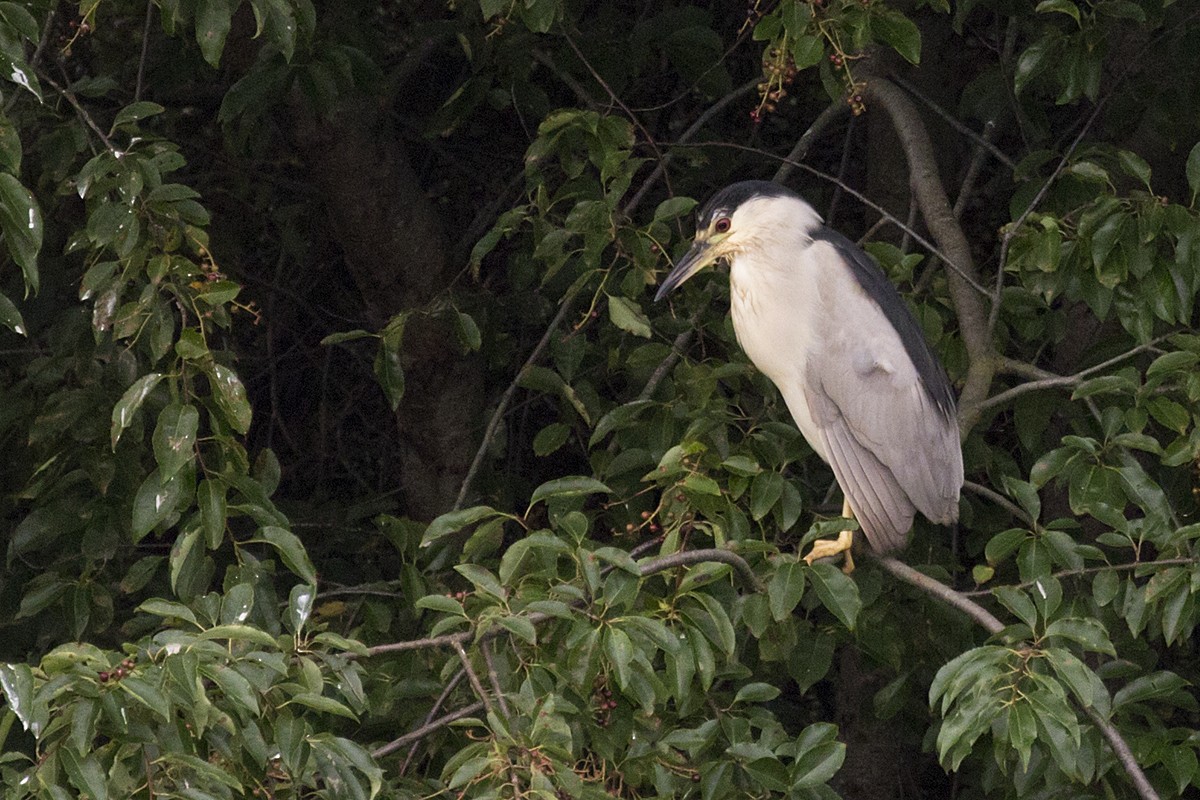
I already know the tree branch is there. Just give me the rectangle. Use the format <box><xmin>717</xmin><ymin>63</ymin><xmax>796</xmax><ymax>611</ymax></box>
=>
<box><xmin>861</xmin><ymin>78</ymin><xmax>995</xmax><ymax>436</ymax></box>
<box><xmin>774</xmin><ymin>101</ymin><xmax>849</xmax><ymax>184</ymax></box>
<box><xmin>639</xmin><ymin>547</ymin><xmax>765</xmax><ymax>594</ymax></box>
<box><xmin>372</xmin><ymin>701</ymin><xmax>486</xmax><ymax>759</ymax></box>
<box><xmin>624</xmin><ymin>76</ymin><xmax>760</xmax><ymax>217</ymax></box>
<box><xmin>978</xmin><ymin>340</ymin><xmax>1163</xmax><ymax>414</ymax></box>
<box><xmin>454</xmin><ymin>284</ymin><xmax>583</xmax><ymax>510</ymax></box>
<box><xmin>871</xmin><ymin>554</ymin><xmax>1160</xmax><ymax>800</ymax></box>
<box><xmin>1082</xmin><ymin>704</ymin><xmax>1161</xmax><ymax>800</ymax></box>
<box><xmin>872</xmin><ymin>556</ymin><xmax>1003</xmax><ymax>634</ymax></box>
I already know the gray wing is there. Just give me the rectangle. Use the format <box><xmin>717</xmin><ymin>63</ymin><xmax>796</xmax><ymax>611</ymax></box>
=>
<box><xmin>804</xmin><ymin>320</ymin><xmax>963</xmax><ymax>553</ymax></box>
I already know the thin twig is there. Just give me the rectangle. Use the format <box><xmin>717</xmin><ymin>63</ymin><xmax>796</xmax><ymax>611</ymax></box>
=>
<box><xmin>533</xmin><ymin>49</ymin><xmax>602</xmax><ymax>111</ymax></box>
<box><xmin>135</xmin><ymin>0</ymin><xmax>154</xmax><ymax>101</ymax></box>
<box><xmin>960</xmin><ymin>557</ymin><xmax>1200</xmax><ymax>598</ymax></box>
<box><xmin>480</xmin><ymin>640</ymin><xmax>511</xmax><ymax>719</ymax></box>
<box><xmin>453</xmin><ymin>640</ymin><xmax>495</xmax><ymax>716</ymax></box>
<box><xmin>963</xmin><ymin>480</ymin><xmax>1033</xmax><ymax>527</ymax></box>
<box><xmin>38</xmin><ymin>70</ymin><xmax>118</xmax><ymax>153</ymax></box>
<box><xmin>372</xmin><ymin>701</ymin><xmax>485</xmax><ymax>758</ymax></box>
<box><xmin>988</xmin><ymin>100</ymin><xmax>1105</xmax><ymax>339</ymax></box>
<box><xmin>624</xmin><ymin>77</ymin><xmax>760</xmax><ymax>217</ymax></box>
<box><xmin>872</xmin><ymin>554</ymin><xmax>1160</xmax><ymax>800</ymax></box>
<box><xmin>562</xmin><ymin>33</ymin><xmax>671</xmax><ymax>199</ymax></box>
<box><xmin>825</xmin><ymin>114</ymin><xmax>857</xmax><ymax>228</ymax></box>
<box><xmin>892</xmin><ymin>75</ymin><xmax>1016</xmax><ymax>170</ymax></box>
<box><xmin>454</xmin><ymin>284</ymin><xmax>583</xmax><ymax>510</ymax></box>
<box><xmin>978</xmin><ymin>339</ymin><xmax>1163</xmax><ymax>414</ymax></box>
<box><xmin>774</xmin><ymin>101</ymin><xmax>849</xmax><ymax>183</ymax></box>
<box><xmin>1084</xmin><ymin>704</ymin><xmax>1161</xmax><ymax>800</ymax></box>
<box><xmin>400</xmin><ymin>667</ymin><xmax>465</xmax><ymax>775</ymax></box>
<box><xmin>680</xmin><ymin>141</ymin><xmax>992</xmax><ymax>298</ymax></box>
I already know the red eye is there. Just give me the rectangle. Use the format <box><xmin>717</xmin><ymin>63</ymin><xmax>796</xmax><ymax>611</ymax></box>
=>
<box><xmin>714</xmin><ymin>217</ymin><xmax>731</xmax><ymax>234</ymax></box>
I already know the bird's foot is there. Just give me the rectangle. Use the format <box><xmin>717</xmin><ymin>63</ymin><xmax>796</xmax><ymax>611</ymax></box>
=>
<box><xmin>802</xmin><ymin>529</ymin><xmax>855</xmax><ymax>574</ymax></box>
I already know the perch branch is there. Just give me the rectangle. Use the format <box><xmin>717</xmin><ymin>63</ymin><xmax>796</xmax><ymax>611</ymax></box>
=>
<box><xmin>872</xmin><ymin>556</ymin><xmax>1003</xmax><ymax>634</ymax></box>
<box><xmin>639</xmin><ymin>548</ymin><xmax>765</xmax><ymax>594</ymax></box>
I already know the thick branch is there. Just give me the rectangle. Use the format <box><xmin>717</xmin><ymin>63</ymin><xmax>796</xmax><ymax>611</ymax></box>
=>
<box><xmin>862</xmin><ymin>78</ymin><xmax>995</xmax><ymax>435</ymax></box>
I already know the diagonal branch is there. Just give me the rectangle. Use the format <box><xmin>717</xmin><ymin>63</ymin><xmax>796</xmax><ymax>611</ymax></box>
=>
<box><xmin>872</xmin><ymin>554</ymin><xmax>1159</xmax><ymax>800</ymax></box>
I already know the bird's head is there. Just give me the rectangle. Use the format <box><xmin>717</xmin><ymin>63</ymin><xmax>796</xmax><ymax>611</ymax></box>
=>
<box><xmin>654</xmin><ymin>180</ymin><xmax>821</xmax><ymax>301</ymax></box>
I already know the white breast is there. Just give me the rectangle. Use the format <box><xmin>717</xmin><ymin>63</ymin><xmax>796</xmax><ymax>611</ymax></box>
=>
<box><xmin>728</xmin><ymin>248</ymin><xmax>829</xmax><ymax>461</ymax></box>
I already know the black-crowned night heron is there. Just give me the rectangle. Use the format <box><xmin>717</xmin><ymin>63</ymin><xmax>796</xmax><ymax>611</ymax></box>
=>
<box><xmin>655</xmin><ymin>180</ymin><xmax>963</xmax><ymax>570</ymax></box>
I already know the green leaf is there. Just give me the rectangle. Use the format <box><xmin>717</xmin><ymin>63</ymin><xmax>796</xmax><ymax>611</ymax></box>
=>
<box><xmin>422</xmin><ymin>505</ymin><xmax>500</xmax><ymax>547</ymax></box>
<box><xmin>373</xmin><ymin>336</ymin><xmax>405</xmax><ymax>410</ymax></box>
<box><xmin>872</xmin><ymin>8</ymin><xmax>921</xmax><ymax>64</ymax></box>
<box><xmin>497</xmin><ymin>614</ymin><xmax>537</xmax><ymax>644</ymax></box>
<box><xmin>791</xmin><ymin>33</ymin><xmax>824</xmax><ymax>70</ymax></box>
<box><xmin>807</xmin><ymin>562</ymin><xmax>861</xmax><ymax>630</ymax></box>
<box><xmin>320</xmin><ymin>329</ymin><xmax>373</xmax><ymax>345</ymax></box>
<box><xmin>155</xmin><ymin>753</ymin><xmax>244</xmax><ymax>792</ymax></box>
<box><xmin>454</xmin><ymin>563</ymin><xmax>505</xmax><ymax>599</ymax></box>
<box><xmin>111</xmin><ymin>101</ymin><xmax>165</xmax><ymax>130</ymax></box>
<box><xmin>119</xmin><ymin>675</ymin><xmax>170</xmax><ymax>721</ymax></box>
<box><xmin>768</xmin><ymin>558</ymin><xmax>805</xmax><ymax>621</ymax></box>
<box><xmin>993</xmin><ymin>585</ymin><xmax>1038</xmax><ymax>629</ymax></box>
<box><xmin>415</xmin><ymin>593</ymin><xmax>465</xmax><ymax>615</ymax></box>
<box><xmin>0</xmin><ymin>290</ymin><xmax>24</xmax><ymax>334</ymax></box>
<box><xmin>1035</xmin><ymin>0</ymin><xmax>1080</xmax><ymax>25</ymax></box>
<box><xmin>533</xmin><ymin>422</ymin><xmax>570</xmax><ymax>456</ymax></box>
<box><xmin>1045</xmin><ymin>617</ymin><xmax>1116</xmax><ymax>656</ymax></box>
<box><xmin>257</xmin><ymin>526</ymin><xmax>317</xmax><ymax>584</ymax></box>
<box><xmin>132</xmin><ymin>468</ymin><xmax>186</xmax><ymax>541</ymax></box>
<box><xmin>111</xmin><ymin>373</ymin><xmax>164</xmax><ymax>449</ymax></box>
<box><xmin>137</xmin><ymin>598</ymin><xmax>198</xmax><ymax>625</ymax></box>
<box><xmin>733</xmin><ymin>682</ymin><xmax>780</xmax><ymax>704</ymax></box>
<box><xmin>0</xmin><ymin>172</ymin><xmax>41</xmax><ymax>292</ymax></box>
<box><xmin>198</xmin><ymin>479</ymin><xmax>227</xmax><ymax>549</ymax></box>
<box><xmin>454</xmin><ymin>311</ymin><xmax>482</xmax><ymax>352</ymax></box>
<box><xmin>60</xmin><ymin>747</ymin><xmax>108</xmax><ymax>800</ymax></box>
<box><xmin>750</xmin><ymin>471</ymin><xmax>783</xmax><ymax>521</ymax></box>
<box><xmin>607</xmin><ymin>294</ymin><xmax>652</xmax><ymax>338</ymax></box>
<box><xmin>529</xmin><ymin>475</ymin><xmax>611</xmax><ymax>505</ymax></box>
<box><xmin>682</xmin><ymin>472</ymin><xmax>721</xmax><ymax>497</ymax></box>
<box><xmin>196</xmin><ymin>0</ymin><xmax>234</xmax><ymax>67</ymax></box>
<box><xmin>209</xmin><ymin>363</ymin><xmax>252</xmax><ymax>434</ymax></box>
<box><xmin>198</xmin><ymin>624</ymin><xmax>279</xmax><ymax>647</ymax></box>
<box><xmin>653</xmin><ymin>196</ymin><xmax>697</xmax><ymax>221</ymax></box>
<box><xmin>152</xmin><ymin>403</ymin><xmax>199</xmax><ymax>480</ymax></box>
<box><xmin>0</xmin><ymin>663</ymin><xmax>34</xmax><ymax>731</ymax></box>
<box><xmin>1188</xmin><ymin>141</ymin><xmax>1200</xmax><ymax>203</ymax></box>
<box><xmin>287</xmin><ymin>692</ymin><xmax>358</xmax><ymax>719</ymax></box>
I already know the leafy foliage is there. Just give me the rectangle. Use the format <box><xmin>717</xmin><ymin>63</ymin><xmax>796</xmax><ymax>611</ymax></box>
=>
<box><xmin>0</xmin><ymin>1</ymin><xmax>1198</xmax><ymax>799</ymax></box>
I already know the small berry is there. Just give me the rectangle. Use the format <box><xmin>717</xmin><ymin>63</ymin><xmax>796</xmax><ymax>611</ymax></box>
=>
<box><xmin>98</xmin><ymin>672</ymin><xmax>109</xmax><ymax>682</ymax></box>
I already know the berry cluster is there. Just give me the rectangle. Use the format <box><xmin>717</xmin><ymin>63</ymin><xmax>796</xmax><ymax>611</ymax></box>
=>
<box><xmin>593</xmin><ymin>680</ymin><xmax>618</xmax><ymax>727</ymax></box>
<box><xmin>98</xmin><ymin>655</ymin><xmax>137</xmax><ymax>684</ymax></box>
<box><xmin>750</xmin><ymin>46</ymin><xmax>798</xmax><ymax>124</ymax></box>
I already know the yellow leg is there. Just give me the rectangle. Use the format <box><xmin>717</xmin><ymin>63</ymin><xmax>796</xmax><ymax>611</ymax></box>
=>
<box><xmin>802</xmin><ymin>499</ymin><xmax>856</xmax><ymax>573</ymax></box>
